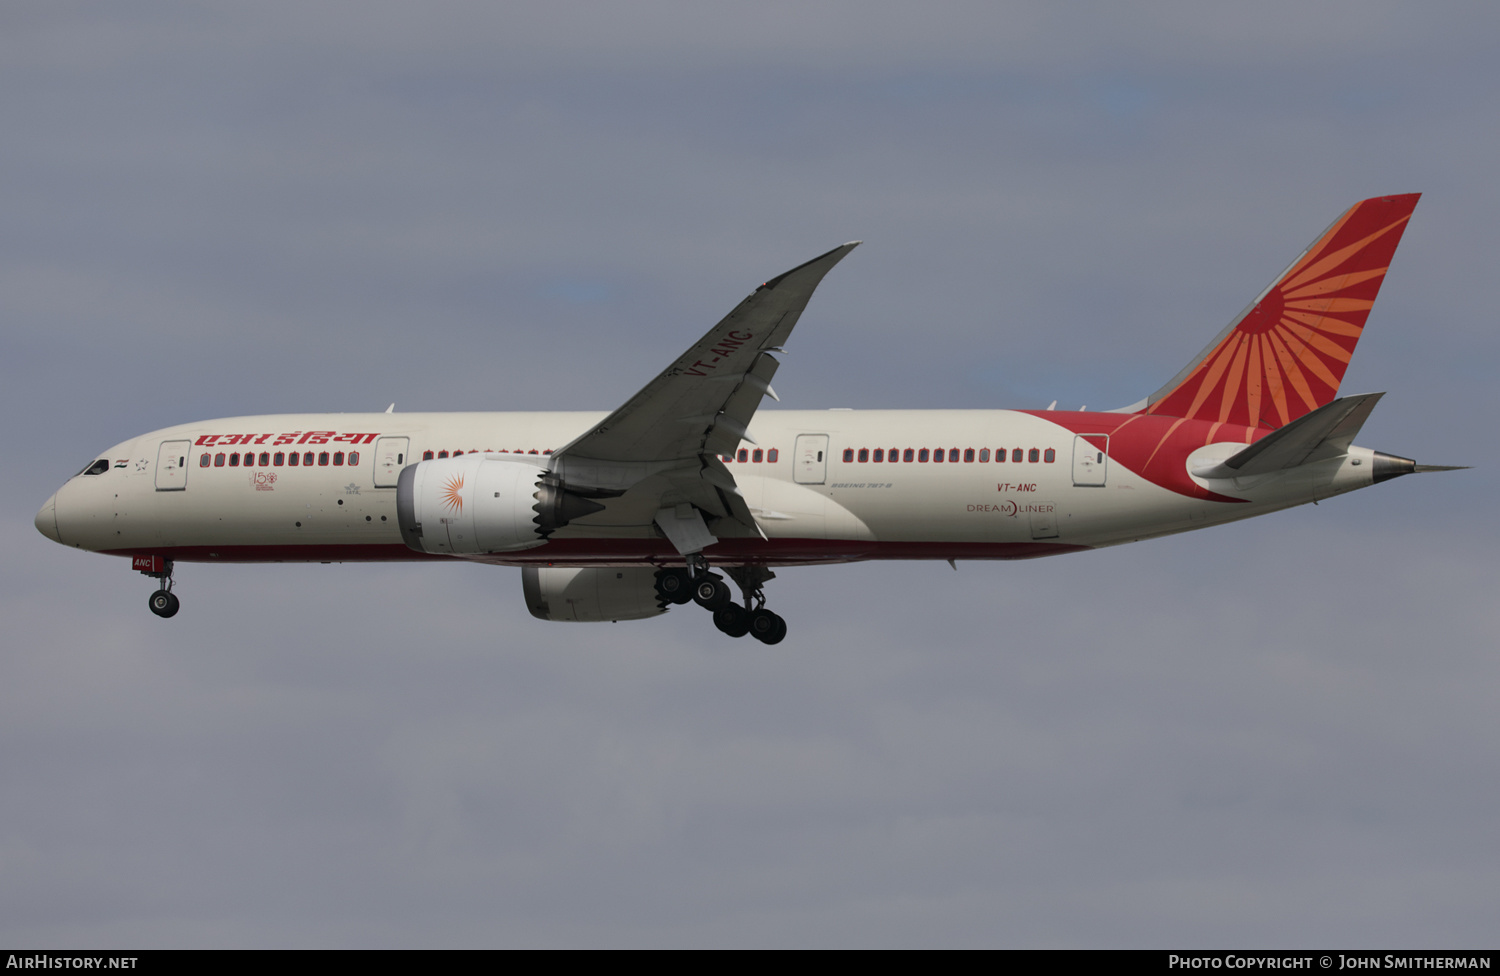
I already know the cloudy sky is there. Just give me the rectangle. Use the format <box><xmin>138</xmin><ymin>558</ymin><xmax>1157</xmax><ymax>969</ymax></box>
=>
<box><xmin>4</xmin><ymin>2</ymin><xmax>1497</xmax><ymax>947</ymax></box>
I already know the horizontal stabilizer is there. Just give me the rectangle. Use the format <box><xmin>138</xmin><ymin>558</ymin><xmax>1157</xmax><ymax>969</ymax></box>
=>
<box><xmin>1194</xmin><ymin>393</ymin><xmax>1384</xmax><ymax>479</ymax></box>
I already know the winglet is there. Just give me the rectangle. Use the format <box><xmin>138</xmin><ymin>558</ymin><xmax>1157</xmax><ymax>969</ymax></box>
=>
<box><xmin>760</xmin><ymin>242</ymin><xmax>862</xmax><ymax>291</ymax></box>
<box><xmin>1136</xmin><ymin>194</ymin><xmax>1420</xmax><ymax>429</ymax></box>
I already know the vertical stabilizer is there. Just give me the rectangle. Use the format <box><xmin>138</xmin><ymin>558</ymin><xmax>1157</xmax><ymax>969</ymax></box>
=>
<box><xmin>1136</xmin><ymin>194</ymin><xmax>1419</xmax><ymax>429</ymax></box>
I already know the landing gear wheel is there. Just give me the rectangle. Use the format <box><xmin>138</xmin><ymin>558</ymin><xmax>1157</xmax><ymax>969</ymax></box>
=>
<box><xmin>692</xmin><ymin>576</ymin><xmax>732</xmax><ymax>612</ymax></box>
<box><xmin>654</xmin><ymin>568</ymin><xmax>694</xmax><ymax>605</ymax></box>
<box><xmin>148</xmin><ymin>590</ymin><xmax>180</xmax><ymax>618</ymax></box>
<box><xmin>712</xmin><ymin>603</ymin><xmax>751</xmax><ymax>638</ymax></box>
<box><xmin>748</xmin><ymin>609</ymin><xmax>786</xmax><ymax>645</ymax></box>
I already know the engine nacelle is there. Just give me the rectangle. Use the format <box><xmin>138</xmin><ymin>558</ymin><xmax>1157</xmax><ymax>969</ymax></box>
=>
<box><xmin>397</xmin><ymin>455</ymin><xmax>550</xmax><ymax>555</ymax></box>
<box><xmin>397</xmin><ymin>454</ymin><xmax>611</xmax><ymax>555</ymax></box>
<box><xmin>522</xmin><ymin>567</ymin><xmax>668</xmax><ymax>622</ymax></box>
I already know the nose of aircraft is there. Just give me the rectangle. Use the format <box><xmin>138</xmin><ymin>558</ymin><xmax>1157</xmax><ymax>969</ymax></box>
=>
<box><xmin>35</xmin><ymin>492</ymin><xmax>61</xmax><ymax>544</ymax></box>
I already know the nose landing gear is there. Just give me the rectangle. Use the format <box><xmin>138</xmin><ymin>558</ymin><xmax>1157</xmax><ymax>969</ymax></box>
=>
<box><xmin>135</xmin><ymin>556</ymin><xmax>179</xmax><ymax>618</ymax></box>
<box><xmin>148</xmin><ymin>588</ymin><xmax>180</xmax><ymax>618</ymax></box>
<box><xmin>655</xmin><ymin>563</ymin><xmax>786</xmax><ymax>644</ymax></box>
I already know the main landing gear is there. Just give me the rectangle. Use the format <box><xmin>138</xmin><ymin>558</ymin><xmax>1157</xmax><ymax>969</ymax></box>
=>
<box><xmin>655</xmin><ymin>560</ymin><xmax>786</xmax><ymax>644</ymax></box>
<box><xmin>138</xmin><ymin>556</ymin><xmax>180</xmax><ymax>618</ymax></box>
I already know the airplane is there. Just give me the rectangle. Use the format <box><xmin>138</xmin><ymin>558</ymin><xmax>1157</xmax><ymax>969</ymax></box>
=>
<box><xmin>35</xmin><ymin>193</ymin><xmax>1461</xmax><ymax>644</ymax></box>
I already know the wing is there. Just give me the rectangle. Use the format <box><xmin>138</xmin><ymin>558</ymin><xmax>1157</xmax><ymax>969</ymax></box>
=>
<box><xmin>555</xmin><ymin>242</ymin><xmax>858</xmax><ymax>464</ymax></box>
<box><xmin>545</xmin><ymin>242</ymin><xmax>858</xmax><ymax>548</ymax></box>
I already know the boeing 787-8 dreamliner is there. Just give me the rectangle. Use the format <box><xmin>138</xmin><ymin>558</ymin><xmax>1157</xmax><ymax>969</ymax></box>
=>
<box><xmin>36</xmin><ymin>194</ymin><xmax>1458</xmax><ymax>644</ymax></box>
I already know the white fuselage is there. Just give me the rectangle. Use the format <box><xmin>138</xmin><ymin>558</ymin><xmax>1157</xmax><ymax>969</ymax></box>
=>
<box><xmin>38</xmin><ymin>408</ymin><xmax>1379</xmax><ymax>568</ymax></box>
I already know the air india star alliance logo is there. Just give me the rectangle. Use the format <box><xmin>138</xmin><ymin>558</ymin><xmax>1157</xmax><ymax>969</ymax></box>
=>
<box><xmin>442</xmin><ymin>474</ymin><xmax>465</xmax><ymax>513</ymax></box>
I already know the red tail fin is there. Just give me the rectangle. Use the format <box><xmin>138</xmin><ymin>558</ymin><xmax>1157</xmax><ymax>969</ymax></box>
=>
<box><xmin>1139</xmin><ymin>194</ymin><xmax>1419</xmax><ymax>429</ymax></box>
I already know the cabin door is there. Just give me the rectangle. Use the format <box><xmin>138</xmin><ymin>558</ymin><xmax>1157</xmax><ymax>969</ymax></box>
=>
<box><xmin>155</xmin><ymin>440</ymin><xmax>191</xmax><ymax>491</ymax></box>
<box><xmin>373</xmin><ymin>437</ymin><xmax>409</xmax><ymax>488</ymax></box>
<box><xmin>1072</xmin><ymin>434</ymin><xmax>1109</xmax><ymax>487</ymax></box>
<box><xmin>793</xmin><ymin>434</ymin><xmax>829</xmax><ymax>485</ymax></box>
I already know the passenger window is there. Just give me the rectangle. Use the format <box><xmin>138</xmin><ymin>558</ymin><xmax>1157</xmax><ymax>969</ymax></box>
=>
<box><xmin>1044</xmin><ymin>448</ymin><xmax>1056</xmax><ymax>463</ymax></box>
<box><xmin>214</xmin><ymin>453</ymin><xmax>226</xmax><ymax>467</ymax></box>
<box><xmin>842</xmin><ymin>449</ymin><xmax>853</xmax><ymax>462</ymax></box>
<box><xmin>1012</xmin><ymin>448</ymin><xmax>1023</xmax><ymax>462</ymax></box>
<box><xmin>348</xmin><ymin>451</ymin><xmax>359</xmax><ymax>466</ymax></box>
<box><xmin>918</xmin><ymin>448</ymin><xmax>929</xmax><ymax>462</ymax></box>
<box><xmin>318</xmin><ymin>452</ymin><xmax>330</xmax><ymax>466</ymax></box>
<box><xmin>721</xmin><ymin>454</ymin><xmax>734</xmax><ymax>463</ymax></box>
<box><xmin>438</xmin><ymin>451</ymin><xmax>449</xmax><ymax>459</ymax></box>
<box><xmin>979</xmin><ymin>448</ymin><xmax>989</xmax><ymax>462</ymax></box>
<box><xmin>933</xmin><ymin>447</ymin><xmax>943</xmax><ymax>463</ymax></box>
<box><xmin>289</xmin><ymin>452</ymin><xmax>299</xmax><ymax>466</ymax></box>
<box><xmin>258</xmin><ymin>452</ymin><xmax>269</xmax><ymax>466</ymax></box>
<box><xmin>303</xmin><ymin>452</ymin><xmax>314</xmax><ymax>466</ymax></box>
<box><xmin>739</xmin><ymin>449</ymin><xmax>749</xmax><ymax>462</ymax></box>
<box><xmin>753</xmin><ymin>449</ymin><xmax>763</xmax><ymax>462</ymax></box>
<box><xmin>200</xmin><ymin>454</ymin><xmax>210</xmax><ymax>467</ymax></box>
<box><xmin>1028</xmin><ymin>448</ymin><xmax>1040</xmax><ymax>463</ymax></box>
<box><xmin>903</xmin><ymin>448</ymin><xmax>914</xmax><ymax>462</ymax></box>
<box><xmin>857</xmin><ymin>449</ymin><xmax>868</xmax><ymax>463</ymax></box>
<box><xmin>274</xmin><ymin>452</ymin><xmax>285</xmax><ymax>466</ymax></box>
<box><xmin>333</xmin><ymin>452</ymin><xmax>345</xmax><ymax>465</ymax></box>
<box><xmin>949</xmin><ymin>448</ymin><xmax>959</xmax><ymax>462</ymax></box>
<box><xmin>229</xmin><ymin>453</ymin><xmax>240</xmax><ymax>467</ymax></box>
<box><xmin>964</xmin><ymin>448</ymin><xmax>975</xmax><ymax>463</ymax></box>
<box><xmin>767</xmin><ymin>448</ymin><xmax>779</xmax><ymax>463</ymax></box>
<box><xmin>873</xmin><ymin>448</ymin><xmax>884</xmax><ymax>462</ymax></box>
<box><xmin>996</xmin><ymin>448</ymin><xmax>1007</xmax><ymax>462</ymax></box>
<box><xmin>423</xmin><ymin>451</ymin><xmax>434</xmax><ymax>460</ymax></box>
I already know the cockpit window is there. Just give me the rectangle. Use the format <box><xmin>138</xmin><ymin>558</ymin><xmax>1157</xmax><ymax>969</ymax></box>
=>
<box><xmin>79</xmin><ymin>459</ymin><xmax>109</xmax><ymax>476</ymax></box>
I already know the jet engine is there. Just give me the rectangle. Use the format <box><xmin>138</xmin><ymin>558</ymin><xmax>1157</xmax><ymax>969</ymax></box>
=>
<box><xmin>396</xmin><ymin>454</ymin><xmax>604</xmax><ymax>555</ymax></box>
<box><xmin>522</xmin><ymin>567</ymin><xmax>668</xmax><ymax>622</ymax></box>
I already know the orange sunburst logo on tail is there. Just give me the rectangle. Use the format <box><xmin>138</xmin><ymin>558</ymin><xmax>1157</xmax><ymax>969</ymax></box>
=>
<box><xmin>1146</xmin><ymin>194</ymin><xmax>1419</xmax><ymax>429</ymax></box>
<box><xmin>442</xmin><ymin>474</ymin><xmax>465</xmax><ymax>512</ymax></box>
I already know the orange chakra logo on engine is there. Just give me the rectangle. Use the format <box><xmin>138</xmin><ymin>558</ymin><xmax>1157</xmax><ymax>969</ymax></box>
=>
<box><xmin>442</xmin><ymin>474</ymin><xmax>465</xmax><ymax>512</ymax></box>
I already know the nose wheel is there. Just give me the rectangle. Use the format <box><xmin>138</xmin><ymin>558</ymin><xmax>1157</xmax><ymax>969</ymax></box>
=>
<box><xmin>657</xmin><ymin>563</ymin><xmax>786</xmax><ymax>644</ymax></box>
<box><xmin>148</xmin><ymin>588</ymin><xmax>180</xmax><ymax>618</ymax></box>
<box><xmin>137</xmin><ymin>556</ymin><xmax>180</xmax><ymax>618</ymax></box>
